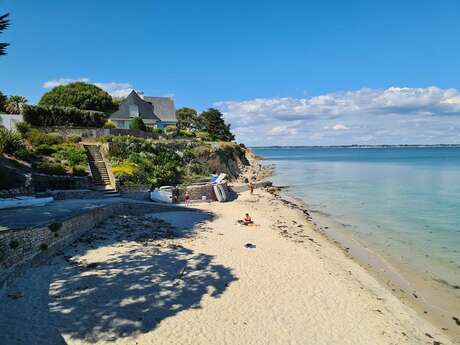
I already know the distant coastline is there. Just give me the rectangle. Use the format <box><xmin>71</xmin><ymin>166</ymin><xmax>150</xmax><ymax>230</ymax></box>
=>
<box><xmin>252</xmin><ymin>144</ymin><xmax>460</xmax><ymax>149</ymax></box>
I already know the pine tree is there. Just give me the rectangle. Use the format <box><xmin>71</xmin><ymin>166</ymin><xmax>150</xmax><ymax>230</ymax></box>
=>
<box><xmin>199</xmin><ymin>108</ymin><xmax>234</xmax><ymax>141</ymax></box>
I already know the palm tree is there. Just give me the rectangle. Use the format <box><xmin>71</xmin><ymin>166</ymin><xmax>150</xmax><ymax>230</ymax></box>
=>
<box><xmin>0</xmin><ymin>13</ymin><xmax>10</xmax><ymax>56</ymax></box>
<box><xmin>5</xmin><ymin>96</ymin><xmax>28</xmax><ymax>114</ymax></box>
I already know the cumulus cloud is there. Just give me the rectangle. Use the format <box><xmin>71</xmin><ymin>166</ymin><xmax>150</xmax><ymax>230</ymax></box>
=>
<box><xmin>217</xmin><ymin>87</ymin><xmax>460</xmax><ymax>146</ymax></box>
<box><xmin>43</xmin><ymin>78</ymin><xmax>134</xmax><ymax>97</ymax></box>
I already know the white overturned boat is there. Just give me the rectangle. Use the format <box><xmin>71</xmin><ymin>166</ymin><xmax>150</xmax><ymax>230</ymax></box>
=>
<box><xmin>213</xmin><ymin>184</ymin><xmax>228</xmax><ymax>202</ymax></box>
<box><xmin>150</xmin><ymin>186</ymin><xmax>175</xmax><ymax>203</ymax></box>
<box><xmin>0</xmin><ymin>196</ymin><xmax>54</xmax><ymax>210</ymax></box>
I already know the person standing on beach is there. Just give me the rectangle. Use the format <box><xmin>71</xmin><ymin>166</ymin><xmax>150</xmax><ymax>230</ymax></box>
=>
<box><xmin>249</xmin><ymin>182</ymin><xmax>254</xmax><ymax>195</ymax></box>
<box><xmin>184</xmin><ymin>191</ymin><xmax>190</xmax><ymax>207</ymax></box>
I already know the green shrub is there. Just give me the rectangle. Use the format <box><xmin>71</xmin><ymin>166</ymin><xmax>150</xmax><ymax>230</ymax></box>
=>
<box><xmin>27</xmin><ymin>129</ymin><xmax>63</xmax><ymax>146</ymax></box>
<box><xmin>104</xmin><ymin>119</ymin><xmax>116</xmax><ymax>129</ymax></box>
<box><xmin>113</xmin><ymin>172</ymin><xmax>133</xmax><ymax>186</ymax></box>
<box><xmin>164</xmin><ymin>125</ymin><xmax>177</xmax><ymax>133</ymax></box>
<box><xmin>130</xmin><ymin>117</ymin><xmax>147</xmax><ymax>131</ymax></box>
<box><xmin>152</xmin><ymin>127</ymin><xmax>163</xmax><ymax>134</ymax></box>
<box><xmin>72</xmin><ymin>165</ymin><xmax>87</xmax><ymax>176</ymax></box>
<box><xmin>15</xmin><ymin>121</ymin><xmax>31</xmax><ymax>136</ymax></box>
<box><xmin>187</xmin><ymin>162</ymin><xmax>211</xmax><ymax>176</ymax></box>
<box><xmin>13</xmin><ymin>148</ymin><xmax>31</xmax><ymax>161</ymax></box>
<box><xmin>53</xmin><ymin>143</ymin><xmax>86</xmax><ymax>166</ymax></box>
<box><xmin>179</xmin><ymin>129</ymin><xmax>195</xmax><ymax>137</ymax></box>
<box><xmin>67</xmin><ymin>135</ymin><xmax>82</xmax><ymax>143</ymax></box>
<box><xmin>195</xmin><ymin>131</ymin><xmax>213</xmax><ymax>142</ymax></box>
<box><xmin>32</xmin><ymin>161</ymin><xmax>67</xmax><ymax>175</ymax></box>
<box><xmin>22</xmin><ymin>105</ymin><xmax>107</xmax><ymax>128</ymax></box>
<box><xmin>34</xmin><ymin>144</ymin><xmax>58</xmax><ymax>155</ymax></box>
<box><xmin>0</xmin><ymin>128</ymin><xmax>25</xmax><ymax>154</ymax></box>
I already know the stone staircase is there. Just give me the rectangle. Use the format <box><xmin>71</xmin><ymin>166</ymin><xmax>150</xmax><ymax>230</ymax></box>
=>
<box><xmin>84</xmin><ymin>144</ymin><xmax>115</xmax><ymax>192</ymax></box>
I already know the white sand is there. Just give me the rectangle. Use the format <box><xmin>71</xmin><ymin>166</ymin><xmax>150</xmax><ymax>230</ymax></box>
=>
<box><xmin>0</xmin><ymin>191</ymin><xmax>455</xmax><ymax>345</ymax></box>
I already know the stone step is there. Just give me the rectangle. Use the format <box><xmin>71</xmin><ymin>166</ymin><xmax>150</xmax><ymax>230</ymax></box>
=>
<box><xmin>84</xmin><ymin>144</ymin><xmax>114</xmax><ymax>189</ymax></box>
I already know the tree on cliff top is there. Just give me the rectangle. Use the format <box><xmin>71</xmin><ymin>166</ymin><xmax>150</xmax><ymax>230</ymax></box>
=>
<box><xmin>199</xmin><ymin>108</ymin><xmax>234</xmax><ymax>141</ymax></box>
<box><xmin>0</xmin><ymin>13</ymin><xmax>9</xmax><ymax>56</ymax></box>
<box><xmin>176</xmin><ymin>107</ymin><xmax>199</xmax><ymax>131</ymax></box>
<box><xmin>39</xmin><ymin>82</ymin><xmax>117</xmax><ymax>113</ymax></box>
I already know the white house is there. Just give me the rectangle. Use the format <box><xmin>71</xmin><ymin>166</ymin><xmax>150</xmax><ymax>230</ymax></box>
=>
<box><xmin>109</xmin><ymin>90</ymin><xmax>177</xmax><ymax>129</ymax></box>
<box><xmin>0</xmin><ymin>113</ymin><xmax>23</xmax><ymax>130</ymax></box>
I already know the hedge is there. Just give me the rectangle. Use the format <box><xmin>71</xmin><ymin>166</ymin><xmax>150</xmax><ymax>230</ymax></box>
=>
<box><xmin>22</xmin><ymin>105</ymin><xmax>107</xmax><ymax>128</ymax></box>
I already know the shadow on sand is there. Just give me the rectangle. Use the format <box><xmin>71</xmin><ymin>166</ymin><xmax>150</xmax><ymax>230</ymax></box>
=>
<box><xmin>0</xmin><ymin>209</ymin><xmax>236</xmax><ymax>344</ymax></box>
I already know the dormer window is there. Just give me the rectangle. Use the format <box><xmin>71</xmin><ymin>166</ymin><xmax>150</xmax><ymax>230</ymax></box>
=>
<box><xmin>129</xmin><ymin>105</ymin><xmax>139</xmax><ymax>117</ymax></box>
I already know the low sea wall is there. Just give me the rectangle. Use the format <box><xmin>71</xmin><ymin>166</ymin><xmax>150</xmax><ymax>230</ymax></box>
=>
<box><xmin>0</xmin><ymin>202</ymin><xmax>186</xmax><ymax>289</ymax></box>
<box><xmin>118</xmin><ymin>184</ymin><xmax>151</xmax><ymax>201</ymax></box>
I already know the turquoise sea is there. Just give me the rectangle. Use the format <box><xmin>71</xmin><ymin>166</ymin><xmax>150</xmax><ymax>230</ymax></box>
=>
<box><xmin>253</xmin><ymin>147</ymin><xmax>460</xmax><ymax>293</ymax></box>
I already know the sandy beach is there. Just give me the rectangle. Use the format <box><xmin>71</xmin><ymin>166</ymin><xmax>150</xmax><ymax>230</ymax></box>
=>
<box><xmin>0</xmin><ymin>189</ymin><xmax>456</xmax><ymax>345</ymax></box>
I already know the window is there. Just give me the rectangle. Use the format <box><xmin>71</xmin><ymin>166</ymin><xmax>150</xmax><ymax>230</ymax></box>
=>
<box><xmin>129</xmin><ymin>105</ymin><xmax>139</xmax><ymax>117</ymax></box>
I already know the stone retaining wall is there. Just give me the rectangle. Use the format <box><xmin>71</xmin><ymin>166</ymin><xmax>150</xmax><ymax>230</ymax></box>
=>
<box><xmin>0</xmin><ymin>202</ymin><xmax>186</xmax><ymax>289</ymax></box>
<box><xmin>178</xmin><ymin>182</ymin><xmax>231</xmax><ymax>202</ymax></box>
<box><xmin>37</xmin><ymin>126</ymin><xmax>109</xmax><ymax>139</ymax></box>
<box><xmin>36</xmin><ymin>127</ymin><xmax>162</xmax><ymax>140</ymax></box>
<box><xmin>32</xmin><ymin>173</ymin><xmax>91</xmax><ymax>192</ymax></box>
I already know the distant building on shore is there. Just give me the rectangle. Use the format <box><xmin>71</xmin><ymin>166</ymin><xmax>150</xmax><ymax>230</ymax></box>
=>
<box><xmin>109</xmin><ymin>90</ymin><xmax>176</xmax><ymax>129</ymax></box>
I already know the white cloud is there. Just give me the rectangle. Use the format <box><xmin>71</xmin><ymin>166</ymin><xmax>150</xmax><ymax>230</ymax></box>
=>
<box><xmin>216</xmin><ymin>87</ymin><xmax>460</xmax><ymax>146</ymax></box>
<box><xmin>267</xmin><ymin>125</ymin><xmax>298</xmax><ymax>136</ymax></box>
<box><xmin>94</xmin><ymin>82</ymin><xmax>133</xmax><ymax>98</ymax></box>
<box><xmin>332</xmin><ymin>124</ymin><xmax>349</xmax><ymax>131</ymax></box>
<box><xmin>43</xmin><ymin>78</ymin><xmax>134</xmax><ymax>97</ymax></box>
<box><xmin>42</xmin><ymin>78</ymin><xmax>90</xmax><ymax>89</ymax></box>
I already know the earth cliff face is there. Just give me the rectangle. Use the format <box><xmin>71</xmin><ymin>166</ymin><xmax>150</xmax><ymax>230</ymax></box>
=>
<box><xmin>201</xmin><ymin>144</ymin><xmax>250</xmax><ymax>179</ymax></box>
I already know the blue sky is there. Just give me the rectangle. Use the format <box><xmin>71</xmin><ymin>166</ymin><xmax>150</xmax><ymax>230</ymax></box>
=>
<box><xmin>1</xmin><ymin>0</ymin><xmax>460</xmax><ymax>145</ymax></box>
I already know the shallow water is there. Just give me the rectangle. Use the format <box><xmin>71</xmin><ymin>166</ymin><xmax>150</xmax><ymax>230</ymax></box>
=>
<box><xmin>253</xmin><ymin>147</ymin><xmax>460</xmax><ymax>290</ymax></box>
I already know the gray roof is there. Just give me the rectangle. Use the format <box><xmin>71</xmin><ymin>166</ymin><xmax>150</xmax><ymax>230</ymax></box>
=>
<box><xmin>143</xmin><ymin>96</ymin><xmax>176</xmax><ymax>122</ymax></box>
<box><xmin>110</xmin><ymin>90</ymin><xmax>160</xmax><ymax>121</ymax></box>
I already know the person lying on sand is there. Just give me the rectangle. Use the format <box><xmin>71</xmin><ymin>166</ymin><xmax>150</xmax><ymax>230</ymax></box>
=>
<box><xmin>238</xmin><ymin>213</ymin><xmax>254</xmax><ymax>225</ymax></box>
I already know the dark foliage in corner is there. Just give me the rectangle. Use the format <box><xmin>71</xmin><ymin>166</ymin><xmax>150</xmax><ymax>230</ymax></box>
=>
<box><xmin>0</xmin><ymin>13</ymin><xmax>9</xmax><ymax>56</ymax></box>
